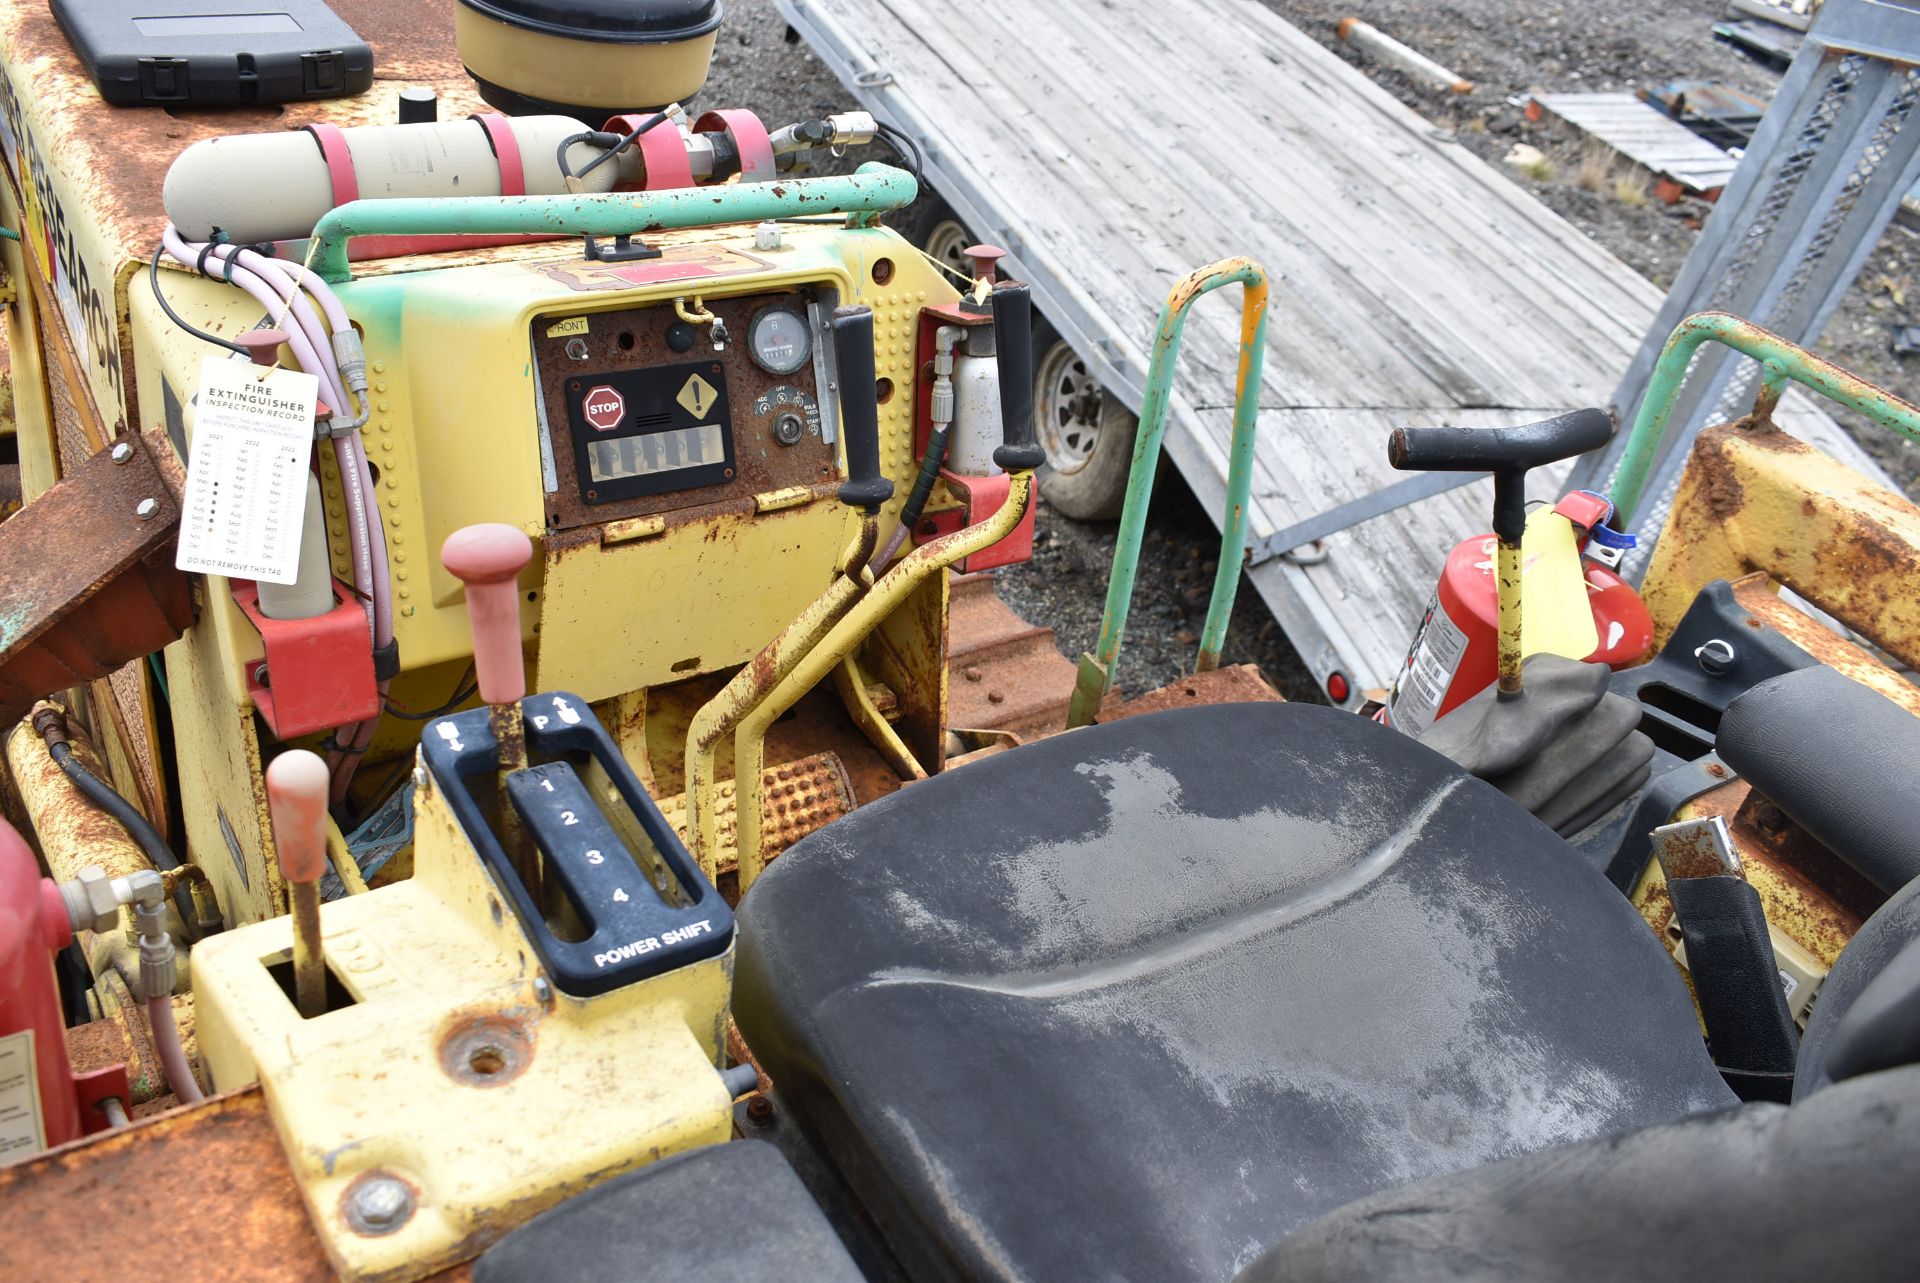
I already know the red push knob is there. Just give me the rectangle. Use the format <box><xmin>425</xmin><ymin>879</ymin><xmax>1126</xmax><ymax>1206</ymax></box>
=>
<box><xmin>962</xmin><ymin>244</ymin><xmax>1006</xmax><ymax>283</ymax></box>
<box><xmin>266</xmin><ymin>750</ymin><xmax>331</xmax><ymax>885</ymax></box>
<box><xmin>236</xmin><ymin>329</ymin><xmax>289</xmax><ymax>367</ymax></box>
<box><xmin>442</xmin><ymin>523</ymin><xmax>534</xmax><ymax>707</ymax></box>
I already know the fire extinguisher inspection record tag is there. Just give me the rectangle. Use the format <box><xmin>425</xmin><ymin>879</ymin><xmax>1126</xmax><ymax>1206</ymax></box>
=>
<box><xmin>176</xmin><ymin>357</ymin><xmax>318</xmax><ymax>585</ymax></box>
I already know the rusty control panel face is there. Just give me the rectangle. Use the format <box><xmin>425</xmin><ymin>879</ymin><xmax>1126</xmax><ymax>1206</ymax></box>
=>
<box><xmin>533</xmin><ymin>289</ymin><xmax>840</xmax><ymax>531</ymax></box>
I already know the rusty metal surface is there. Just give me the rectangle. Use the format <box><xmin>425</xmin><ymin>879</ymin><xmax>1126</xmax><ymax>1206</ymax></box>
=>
<box><xmin>97</xmin><ymin>657</ymin><xmax>166</xmax><ymax>843</ymax></box>
<box><xmin>0</xmin><ymin>1084</ymin><xmax>479</xmax><ymax>1282</ymax></box>
<box><xmin>657</xmin><ymin>749</ymin><xmax>854</xmax><ymax>881</ymax></box>
<box><xmin>0</xmin><ymin>0</ymin><xmax>484</xmax><ymax>271</ymax></box>
<box><xmin>1642</xmin><ymin>421</ymin><xmax>1920</xmax><ymax>671</ymax></box>
<box><xmin>1649</xmin><ymin>817</ymin><xmax>1738</xmax><ymax>882</ymax></box>
<box><xmin>647</xmin><ymin>674</ymin><xmax>904</xmax><ymax>814</ymax></box>
<box><xmin>1096</xmin><ymin>663</ymin><xmax>1282</xmax><ymax>724</ymax></box>
<box><xmin>1729</xmin><ymin>573</ymin><xmax>1920</xmax><ymax>719</ymax></box>
<box><xmin>534</xmin><ymin>289</ymin><xmax>838</xmax><ymax>531</ymax></box>
<box><xmin>0</xmin><ymin>430</ymin><xmax>191</xmax><ymax>725</ymax></box>
<box><xmin>946</xmin><ymin>572</ymin><xmax>1077</xmax><ymax>741</ymax></box>
<box><xmin>6</xmin><ymin>705</ymin><xmax>151</xmax><ymax>887</ymax></box>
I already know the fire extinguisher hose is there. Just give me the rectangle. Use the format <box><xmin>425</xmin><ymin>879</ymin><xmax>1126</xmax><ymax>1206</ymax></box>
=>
<box><xmin>148</xmin><ymin>993</ymin><xmax>205</xmax><ymax>1104</ymax></box>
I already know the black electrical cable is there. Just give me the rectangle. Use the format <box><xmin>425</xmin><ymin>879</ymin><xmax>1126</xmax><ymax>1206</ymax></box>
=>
<box><xmin>555</xmin><ymin>111</ymin><xmax>671</xmax><ymax>187</ymax></box>
<box><xmin>149</xmin><ymin>244</ymin><xmax>250</xmax><ymax>357</ymax></box>
<box><xmin>383</xmin><ymin>666</ymin><xmax>478</xmax><ymax>721</ymax></box>
<box><xmin>873</xmin><ymin>121</ymin><xmax>924</xmax><ymax>185</ymax></box>
<box><xmin>44</xmin><ymin>737</ymin><xmax>203</xmax><ymax>941</ymax></box>
<box><xmin>581</xmin><ymin>110</ymin><xmax>670</xmax><ymax>181</ymax></box>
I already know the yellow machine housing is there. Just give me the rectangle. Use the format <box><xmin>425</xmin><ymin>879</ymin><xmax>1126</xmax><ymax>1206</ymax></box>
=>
<box><xmin>126</xmin><ymin>224</ymin><xmax>951</xmax><ymax>926</ymax></box>
<box><xmin>193</xmin><ymin>718</ymin><xmax>735</xmax><ymax>1279</ymax></box>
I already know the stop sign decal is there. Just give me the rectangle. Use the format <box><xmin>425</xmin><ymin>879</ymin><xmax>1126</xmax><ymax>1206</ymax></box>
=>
<box><xmin>582</xmin><ymin>385</ymin><xmax>625</xmax><ymax>431</ymax></box>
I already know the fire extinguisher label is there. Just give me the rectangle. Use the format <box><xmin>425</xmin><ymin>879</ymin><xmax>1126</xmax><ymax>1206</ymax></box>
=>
<box><xmin>0</xmin><ymin>1028</ymin><xmax>47</xmax><ymax>1160</ymax></box>
<box><xmin>1387</xmin><ymin>591</ymin><xmax>1470</xmax><ymax>737</ymax></box>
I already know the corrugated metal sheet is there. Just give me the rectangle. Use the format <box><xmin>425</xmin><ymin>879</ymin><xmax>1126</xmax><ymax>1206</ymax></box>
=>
<box><xmin>1535</xmin><ymin>93</ymin><xmax>1744</xmax><ymax>194</ymax></box>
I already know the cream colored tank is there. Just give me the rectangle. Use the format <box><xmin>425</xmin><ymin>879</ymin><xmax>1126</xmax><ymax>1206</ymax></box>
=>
<box><xmin>162</xmin><ymin>115</ymin><xmax>616</xmax><ymax>243</ymax></box>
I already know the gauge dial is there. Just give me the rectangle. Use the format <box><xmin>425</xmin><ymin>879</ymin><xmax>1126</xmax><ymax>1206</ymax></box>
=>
<box><xmin>748</xmin><ymin>307</ymin><xmax>812</xmax><ymax>376</ymax></box>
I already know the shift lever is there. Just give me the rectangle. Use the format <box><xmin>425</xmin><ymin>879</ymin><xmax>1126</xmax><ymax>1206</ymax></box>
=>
<box><xmin>266</xmin><ymin>749</ymin><xmax>331</xmax><ymax>1019</ymax></box>
<box><xmin>441</xmin><ymin>523</ymin><xmax>536</xmax><ymax>885</ymax></box>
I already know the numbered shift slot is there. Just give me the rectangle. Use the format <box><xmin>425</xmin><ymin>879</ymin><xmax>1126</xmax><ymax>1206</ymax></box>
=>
<box><xmin>508</xmin><ymin>763</ymin><xmax>668</xmax><ymax>931</ymax></box>
<box><xmin>422</xmin><ymin>692</ymin><xmax>733</xmax><ymax>997</ymax></box>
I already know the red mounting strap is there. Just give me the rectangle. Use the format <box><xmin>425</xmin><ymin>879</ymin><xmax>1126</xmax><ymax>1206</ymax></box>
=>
<box><xmin>304</xmin><ymin>122</ymin><xmax>359</xmax><ymax>207</ymax></box>
<box><xmin>694</xmin><ymin>109</ymin><xmax>776</xmax><ymax>182</ymax></box>
<box><xmin>470</xmin><ymin>112</ymin><xmax>526</xmax><ymax>197</ymax></box>
<box><xmin>604</xmin><ymin>112</ymin><xmax>694</xmax><ymax>191</ymax></box>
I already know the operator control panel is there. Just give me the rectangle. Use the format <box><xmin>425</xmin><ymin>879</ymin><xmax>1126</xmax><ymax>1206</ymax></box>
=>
<box><xmin>532</xmin><ymin>288</ymin><xmax>841</xmax><ymax>531</ymax></box>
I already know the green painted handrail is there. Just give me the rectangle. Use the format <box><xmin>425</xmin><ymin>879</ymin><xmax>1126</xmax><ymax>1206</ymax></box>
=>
<box><xmin>1610</xmin><ymin>310</ymin><xmax>1920</xmax><ymax>525</ymax></box>
<box><xmin>306</xmin><ymin>163</ymin><xmax>919</xmax><ymax>281</ymax></box>
<box><xmin>1067</xmin><ymin>258</ymin><xmax>1269</xmax><ymax>727</ymax></box>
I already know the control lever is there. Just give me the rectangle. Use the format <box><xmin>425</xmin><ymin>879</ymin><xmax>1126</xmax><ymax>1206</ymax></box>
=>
<box><xmin>831</xmin><ymin>306</ymin><xmax>895</xmax><ymax>513</ymax></box>
<box><xmin>266</xmin><ymin>749</ymin><xmax>331</xmax><ymax>1019</ymax></box>
<box><xmin>990</xmin><ymin>284</ymin><xmax>1046</xmax><ymax>473</ymax></box>
<box><xmin>441</xmin><ymin>523</ymin><xmax>537</xmax><ymax>888</ymax></box>
<box><xmin>1388</xmin><ymin>409</ymin><xmax>1610</xmax><ymax>695</ymax></box>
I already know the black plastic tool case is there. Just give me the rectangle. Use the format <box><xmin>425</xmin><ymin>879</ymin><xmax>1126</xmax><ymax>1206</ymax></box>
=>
<box><xmin>50</xmin><ymin>1</ymin><xmax>374</xmax><ymax>107</ymax></box>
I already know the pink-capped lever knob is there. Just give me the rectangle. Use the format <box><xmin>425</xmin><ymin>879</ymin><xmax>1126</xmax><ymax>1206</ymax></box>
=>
<box><xmin>962</xmin><ymin>244</ymin><xmax>1006</xmax><ymax>284</ymax></box>
<box><xmin>441</xmin><ymin>524</ymin><xmax>534</xmax><ymax>707</ymax></box>
<box><xmin>267</xmin><ymin>750</ymin><xmax>331</xmax><ymax>884</ymax></box>
<box><xmin>266</xmin><ymin>748</ymin><xmax>331</xmax><ymax>1018</ymax></box>
<box><xmin>236</xmin><ymin>329</ymin><xmax>289</xmax><ymax>367</ymax></box>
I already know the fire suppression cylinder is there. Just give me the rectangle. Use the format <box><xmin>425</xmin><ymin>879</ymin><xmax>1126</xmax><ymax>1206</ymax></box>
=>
<box><xmin>0</xmin><ymin>817</ymin><xmax>82</xmax><ymax>1157</ymax></box>
<box><xmin>1386</xmin><ymin>499</ymin><xmax>1653</xmax><ymax>736</ymax></box>
<box><xmin>163</xmin><ymin>114</ymin><xmax>616</xmax><ymax>244</ymax></box>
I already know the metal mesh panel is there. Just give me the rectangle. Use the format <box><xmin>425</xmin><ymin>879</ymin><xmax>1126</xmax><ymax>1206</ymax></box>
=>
<box><xmin>48</xmin><ymin>353</ymin><xmax>91</xmax><ymax>476</ymax></box>
<box><xmin>104</xmin><ymin>659</ymin><xmax>164</xmax><ymax>830</ymax></box>
<box><xmin>1705</xmin><ymin>54</ymin><xmax>1865</xmax><ymax>312</ymax></box>
<box><xmin>1707</xmin><ymin>62</ymin><xmax>1920</xmax><ymax>424</ymax></box>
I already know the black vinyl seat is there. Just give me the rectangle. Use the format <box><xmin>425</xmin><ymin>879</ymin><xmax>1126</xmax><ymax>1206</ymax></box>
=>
<box><xmin>734</xmin><ymin>703</ymin><xmax>1735</xmax><ymax>1283</ymax></box>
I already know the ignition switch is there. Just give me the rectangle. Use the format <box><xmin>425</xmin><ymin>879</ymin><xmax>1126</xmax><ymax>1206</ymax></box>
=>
<box><xmin>772</xmin><ymin>413</ymin><xmax>805</xmax><ymax>446</ymax></box>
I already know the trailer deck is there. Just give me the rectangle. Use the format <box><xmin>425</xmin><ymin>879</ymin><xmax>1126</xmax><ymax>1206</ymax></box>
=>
<box><xmin>779</xmin><ymin>0</ymin><xmax>1888</xmax><ymax>699</ymax></box>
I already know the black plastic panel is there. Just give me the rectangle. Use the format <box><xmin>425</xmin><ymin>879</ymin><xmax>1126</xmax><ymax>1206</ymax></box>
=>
<box><xmin>422</xmin><ymin>692</ymin><xmax>732</xmax><ymax>995</ymax></box>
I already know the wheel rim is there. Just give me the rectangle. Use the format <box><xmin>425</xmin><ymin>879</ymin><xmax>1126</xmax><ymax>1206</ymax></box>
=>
<box><xmin>1034</xmin><ymin>340</ymin><xmax>1103</xmax><ymax>474</ymax></box>
<box><xmin>923</xmin><ymin>219</ymin><xmax>973</xmax><ymax>279</ymax></box>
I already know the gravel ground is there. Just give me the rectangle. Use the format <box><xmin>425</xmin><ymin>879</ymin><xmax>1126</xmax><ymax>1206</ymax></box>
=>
<box><xmin>1266</xmin><ymin>0</ymin><xmax>1920</xmax><ymax>493</ymax></box>
<box><xmin>706</xmin><ymin>0</ymin><xmax>1920</xmax><ymax>701</ymax></box>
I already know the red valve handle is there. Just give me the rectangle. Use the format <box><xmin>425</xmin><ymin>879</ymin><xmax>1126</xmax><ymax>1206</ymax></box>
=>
<box><xmin>267</xmin><ymin>750</ymin><xmax>331</xmax><ymax>884</ymax></box>
<box><xmin>441</xmin><ymin>523</ymin><xmax>534</xmax><ymax>706</ymax></box>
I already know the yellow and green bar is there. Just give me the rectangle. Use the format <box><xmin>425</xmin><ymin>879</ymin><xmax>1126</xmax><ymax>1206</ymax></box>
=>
<box><xmin>1067</xmin><ymin>258</ymin><xmax>1270</xmax><ymax>728</ymax></box>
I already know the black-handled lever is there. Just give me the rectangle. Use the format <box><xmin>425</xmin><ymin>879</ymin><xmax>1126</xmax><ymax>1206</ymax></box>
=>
<box><xmin>832</xmin><ymin>306</ymin><xmax>894</xmax><ymax>513</ymax></box>
<box><xmin>1390</xmin><ymin>408</ymin><xmax>1612</xmax><ymax>697</ymax></box>
<box><xmin>1389</xmin><ymin>408</ymin><xmax>1612</xmax><ymax>543</ymax></box>
<box><xmin>991</xmin><ymin>284</ymin><xmax>1045</xmax><ymax>472</ymax></box>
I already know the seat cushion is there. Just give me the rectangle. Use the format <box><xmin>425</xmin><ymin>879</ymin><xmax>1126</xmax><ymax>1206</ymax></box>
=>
<box><xmin>472</xmin><ymin>1141</ymin><xmax>863</xmax><ymax>1283</ymax></box>
<box><xmin>1236</xmin><ymin>1065</ymin><xmax>1920</xmax><ymax>1283</ymax></box>
<box><xmin>735</xmin><ymin>703</ymin><xmax>1735</xmax><ymax>1283</ymax></box>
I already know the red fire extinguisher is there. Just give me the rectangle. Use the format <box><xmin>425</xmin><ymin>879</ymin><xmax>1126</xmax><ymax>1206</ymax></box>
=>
<box><xmin>1385</xmin><ymin>491</ymin><xmax>1652</xmax><ymax>735</ymax></box>
<box><xmin>0</xmin><ymin>818</ymin><xmax>125</xmax><ymax>1157</ymax></box>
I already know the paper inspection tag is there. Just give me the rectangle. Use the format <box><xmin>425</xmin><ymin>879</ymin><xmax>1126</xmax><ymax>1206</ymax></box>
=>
<box><xmin>175</xmin><ymin>356</ymin><xmax>318</xmax><ymax>585</ymax></box>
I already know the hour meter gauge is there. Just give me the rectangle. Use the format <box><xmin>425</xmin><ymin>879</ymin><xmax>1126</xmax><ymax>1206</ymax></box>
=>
<box><xmin>747</xmin><ymin>306</ymin><xmax>812</xmax><ymax>376</ymax></box>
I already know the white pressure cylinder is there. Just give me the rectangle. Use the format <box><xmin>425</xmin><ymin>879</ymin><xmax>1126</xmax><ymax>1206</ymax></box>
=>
<box><xmin>945</xmin><ymin>330</ymin><xmax>1005</xmax><ymax>477</ymax></box>
<box><xmin>163</xmin><ymin>115</ymin><xmax>620</xmax><ymax>243</ymax></box>
<box><xmin>258</xmin><ymin>473</ymin><xmax>337</xmax><ymax>621</ymax></box>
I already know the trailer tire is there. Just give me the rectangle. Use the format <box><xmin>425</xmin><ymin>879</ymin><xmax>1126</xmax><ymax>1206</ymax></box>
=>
<box><xmin>1031</xmin><ymin>320</ymin><xmax>1139</xmax><ymax>522</ymax></box>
